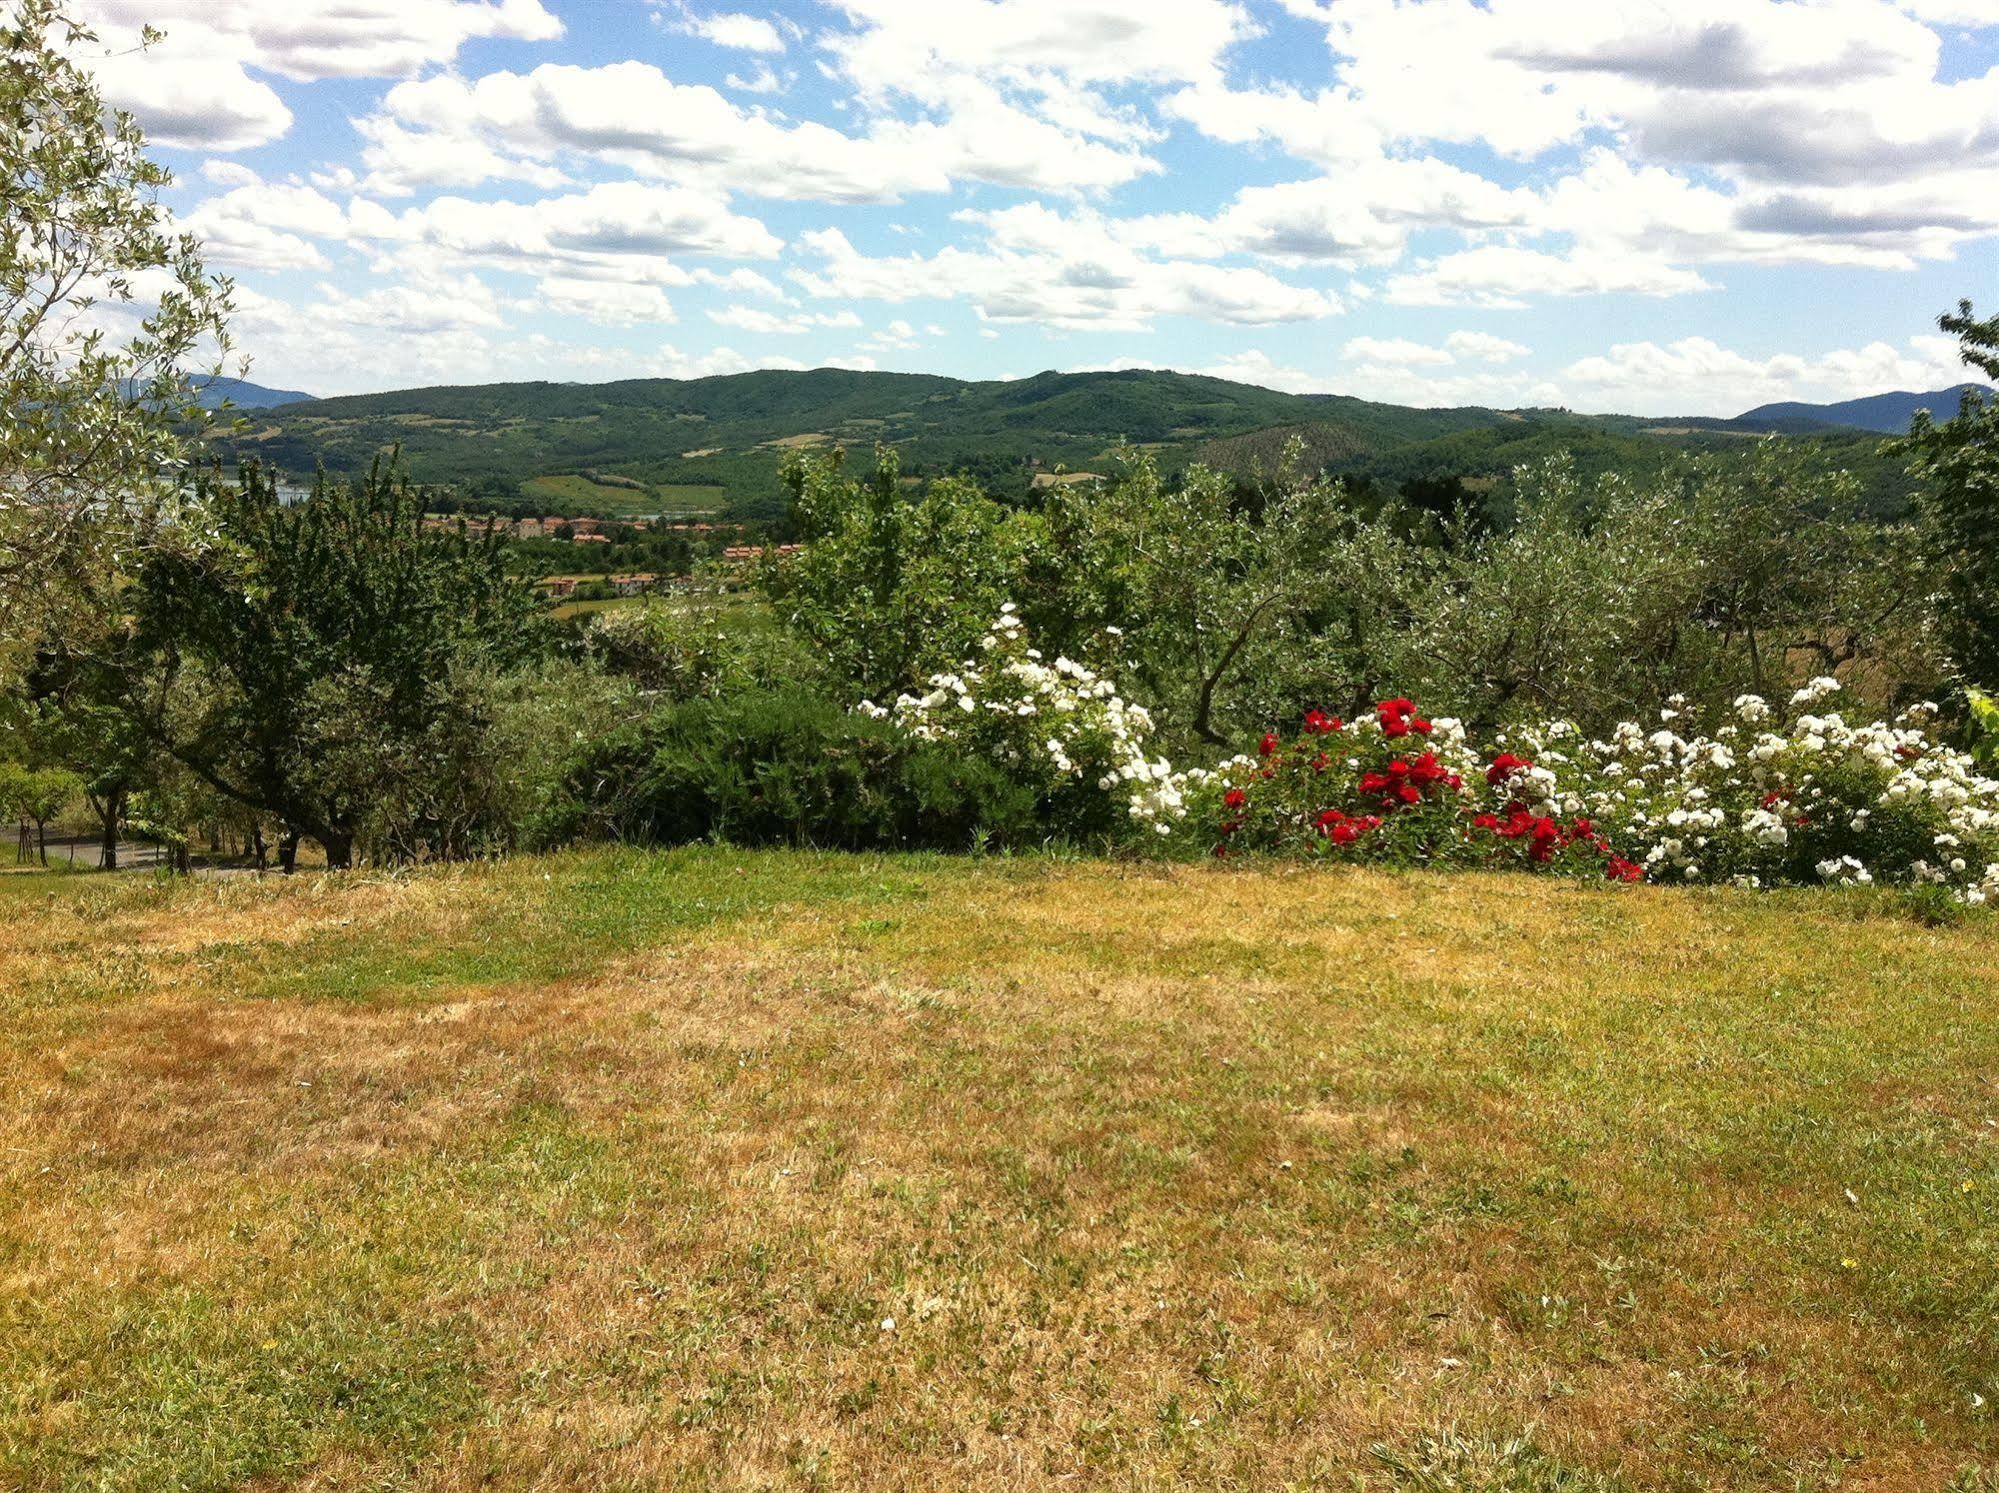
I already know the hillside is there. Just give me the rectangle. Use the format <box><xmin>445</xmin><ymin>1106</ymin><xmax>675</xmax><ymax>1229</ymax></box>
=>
<box><xmin>6</xmin><ymin>847</ymin><xmax>1997</xmax><ymax>1486</ymax></box>
<box><xmin>1737</xmin><ymin>383</ymin><xmax>1991</xmax><ymax>433</ymax></box>
<box><xmin>218</xmin><ymin>366</ymin><xmax>1923</xmax><ymax>519</ymax></box>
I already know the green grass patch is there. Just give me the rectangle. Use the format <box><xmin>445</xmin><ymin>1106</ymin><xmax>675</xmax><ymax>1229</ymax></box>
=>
<box><xmin>3</xmin><ymin>852</ymin><xmax>1997</xmax><ymax>1486</ymax></box>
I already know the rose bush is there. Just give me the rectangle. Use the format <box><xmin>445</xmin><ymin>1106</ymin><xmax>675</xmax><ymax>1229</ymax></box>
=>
<box><xmin>1181</xmin><ymin>677</ymin><xmax>1999</xmax><ymax>901</ymax></box>
<box><xmin>859</xmin><ymin>606</ymin><xmax>1189</xmax><ymax>841</ymax></box>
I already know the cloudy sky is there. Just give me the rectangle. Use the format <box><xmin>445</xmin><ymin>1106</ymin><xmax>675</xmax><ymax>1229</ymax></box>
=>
<box><xmin>75</xmin><ymin>0</ymin><xmax>1999</xmax><ymax>414</ymax></box>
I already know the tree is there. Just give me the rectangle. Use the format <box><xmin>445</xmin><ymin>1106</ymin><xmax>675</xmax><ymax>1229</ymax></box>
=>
<box><xmin>761</xmin><ymin>445</ymin><xmax>1039</xmax><ymax>698</ymax></box>
<box><xmin>14</xmin><ymin>635</ymin><xmax>163</xmax><ymax>867</ymax></box>
<box><xmin>133</xmin><ymin>457</ymin><xmax>545</xmax><ymax>869</ymax></box>
<box><xmin>1039</xmin><ymin>449</ymin><xmax>1349</xmax><ymax>747</ymax></box>
<box><xmin>0</xmin><ymin>761</ymin><xmax>77</xmax><ymax>864</ymax></box>
<box><xmin>1</xmin><ymin>0</ymin><xmax>234</xmax><ymax>672</ymax></box>
<box><xmin>1897</xmin><ymin>301</ymin><xmax>1999</xmax><ymax>689</ymax></box>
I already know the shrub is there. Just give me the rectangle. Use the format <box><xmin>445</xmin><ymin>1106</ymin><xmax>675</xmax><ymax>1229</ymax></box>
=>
<box><xmin>1185</xmin><ymin>702</ymin><xmax>1632</xmax><ymax>879</ymax></box>
<box><xmin>860</xmin><ymin>605</ymin><xmax>1187</xmax><ymax>841</ymax></box>
<box><xmin>560</xmin><ymin>688</ymin><xmax>1049</xmax><ymax>852</ymax></box>
<box><xmin>1185</xmin><ymin>678</ymin><xmax>1999</xmax><ymax>901</ymax></box>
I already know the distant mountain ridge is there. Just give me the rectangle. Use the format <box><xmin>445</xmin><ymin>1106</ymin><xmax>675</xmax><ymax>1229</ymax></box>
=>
<box><xmin>219</xmin><ymin>365</ymin><xmax>1921</xmax><ymax>520</ymax></box>
<box><xmin>1736</xmin><ymin>384</ymin><xmax>1991</xmax><ymax>434</ymax></box>
<box><xmin>191</xmin><ymin>374</ymin><xmax>316</xmax><ymax>410</ymax></box>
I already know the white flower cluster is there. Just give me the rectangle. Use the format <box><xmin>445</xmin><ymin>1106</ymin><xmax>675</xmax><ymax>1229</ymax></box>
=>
<box><xmin>1540</xmin><ymin>678</ymin><xmax>1999</xmax><ymax>899</ymax></box>
<box><xmin>860</xmin><ymin>606</ymin><xmax>1189</xmax><ymax>834</ymax></box>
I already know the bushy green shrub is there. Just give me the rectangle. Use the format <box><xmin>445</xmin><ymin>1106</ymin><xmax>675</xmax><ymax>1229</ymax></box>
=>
<box><xmin>557</xmin><ymin>688</ymin><xmax>1055</xmax><ymax>852</ymax></box>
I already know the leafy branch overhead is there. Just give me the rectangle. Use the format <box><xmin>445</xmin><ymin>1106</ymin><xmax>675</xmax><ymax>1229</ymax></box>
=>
<box><xmin>0</xmin><ymin>0</ymin><xmax>233</xmax><ymax>665</ymax></box>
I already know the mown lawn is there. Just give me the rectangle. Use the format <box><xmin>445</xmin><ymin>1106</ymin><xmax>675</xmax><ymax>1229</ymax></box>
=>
<box><xmin>1</xmin><ymin>849</ymin><xmax>1996</xmax><ymax>1489</ymax></box>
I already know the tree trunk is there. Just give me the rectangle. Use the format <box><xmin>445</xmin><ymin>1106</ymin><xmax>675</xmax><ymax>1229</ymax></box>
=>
<box><xmin>252</xmin><ymin>823</ymin><xmax>268</xmax><ymax>873</ymax></box>
<box><xmin>279</xmin><ymin>830</ymin><xmax>300</xmax><ymax>875</ymax></box>
<box><xmin>98</xmin><ymin>789</ymin><xmax>125</xmax><ymax>871</ymax></box>
<box><xmin>35</xmin><ymin>819</ymin><xmax>47</xmax><ymax>867</ymax></box>
<box><xmin>320</xmin><ymin>831</ymin><xmax>354</xmax><ymax>871</ymax></box>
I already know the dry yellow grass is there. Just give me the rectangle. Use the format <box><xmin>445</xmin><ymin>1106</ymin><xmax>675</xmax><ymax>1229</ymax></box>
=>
<box><xmin>1</xmin><ymin>849</ymin><xmax>1996</xmax><ymax>1489</ymax></box>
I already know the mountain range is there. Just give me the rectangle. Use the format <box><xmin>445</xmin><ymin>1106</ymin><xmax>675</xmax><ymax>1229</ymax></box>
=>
<box><xmin>1734</xmin><ymin>384</ymin><xmax>1990</xmax><ymax>434</ymax></box>
<box><xmin>215</xmin><ymin>366</ymin><xmax>1945</xmax><ymax>520</ymax></box>
<box><xmin>190</xmin><ymin>374</ymin><xmax>316</xmax><ymax>410</ymax></box>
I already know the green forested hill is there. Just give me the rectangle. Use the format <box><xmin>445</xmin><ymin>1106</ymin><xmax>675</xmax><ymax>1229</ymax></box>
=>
<box><xmin>218</xmin><ymin>365</ymin><xmax>1917</xmax><ymax>519</ymax></box>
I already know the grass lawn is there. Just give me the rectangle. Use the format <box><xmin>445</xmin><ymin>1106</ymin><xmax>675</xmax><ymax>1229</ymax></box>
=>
<box><xmin>549</xmin><ymin>595</ymin><xmax>649</xmax><ymax>621</ymax></box>
<box><xmin>3</xmin><ymin>849</ymin><xmax>1996</xmax><ymax>1489</ymax></box>
<box><xmin>518</xmin><ymin>476</ymin><xmax>725</xmax><ymax>518</ymax></box>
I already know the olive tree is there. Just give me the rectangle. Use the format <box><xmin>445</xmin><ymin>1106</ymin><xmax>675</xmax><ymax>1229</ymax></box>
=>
<box><xmin>0</xmin><ymin>0</ymin><xmax>233</xmax><ymax>673</ymax></box>
<box><xmin>134</xmin><ymin>458</ymin><xmax>544</xmax><ymax>869</ymax></box>
<box><xmin>760</xmin><ymin>445</ymin><xmax>1039</xmax><ymax>698</ymax></box>
<box><xmin>1897</xmin><ymin>301</ymin><xmax>1999</xmax><ymax>690</ymax></box>
<box><xmin>1038</xmin><ymin>449</ymin><xmax>1349</xmax><ymax>747</ymax></box>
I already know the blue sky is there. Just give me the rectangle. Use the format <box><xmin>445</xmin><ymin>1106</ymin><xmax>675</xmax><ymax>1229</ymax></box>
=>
<box><xmin>75</xmin><ymin>0</ymin><xmax>1999</xmax><ymax>413</ymax></box>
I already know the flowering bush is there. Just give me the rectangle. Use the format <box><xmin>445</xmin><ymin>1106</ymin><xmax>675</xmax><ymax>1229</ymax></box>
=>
<box><xmin>846</xmin><ymin>606</ymin><xmax>1999</xmax><ymax>896</ymax></box>
<box><xmin>1512</xmin><ymin>678</ymin><xmax>1999</xmax><ymax>900</ymax></box>
<box><xmin>1188</xmin><ymin>698</ymin><xmax>1634</xmax><ymax>879</ymax></box>
<box><xmin>860</xmin><ymin>606</ymin><xmax>1188</xmax><ymax>840</ymax></box>
<box><xmin>1185</xmin><ymin>679</ymin><xmax>1999</xmax><ymax>901</ymax></box>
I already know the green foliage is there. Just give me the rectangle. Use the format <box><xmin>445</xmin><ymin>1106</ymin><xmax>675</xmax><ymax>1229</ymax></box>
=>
<box><xmin>0</xmin><ymin>759</ymin><xmax>80</xmax><ymax>862</ymax></box>
<box><xmin>10</xmin><ymin>637</ymin><xmax>164</xmax><ymax>866</ymax></box>
<box><xmin>559</xmin><ymin>688</ymin><xmax>1042</xmax><ymax>852</ymax></box>
<box><xmin>1969</xmin><ymin>688</ymin><xmax>1999</xmax><ymax>771</ymax></box>
<box><xmin>132</xmin><ymin>457</ymin><xmax>546</xmax><ymax>866</ymax></box>
<box><xmin>1240</xmin><ymin>447</ymin><xmax>1917</xmax><ymax>736</ymax></box>
<box><xmin>0</xmin><ymin>0</ymin><xmax>234</xmax><ymax>671</ymax></box>
<box><xmin>760</xmin><ymin>445</ymin><xmax>1038</xmax><ymax>696</ymax></box>
<box><xmin>1035</xmin><ymin>447</ymin><xmax>1350</xmax><ymax>747</ymax></box>
<box><xmin>585</xmin><ymin>599</ymin><xmax>822</xmax><ymax>700</ymax></box>
<box><xmin>1896</xmin><ymin>301</ymin><xmax>1999</xmax><ymax>690</ymax></box>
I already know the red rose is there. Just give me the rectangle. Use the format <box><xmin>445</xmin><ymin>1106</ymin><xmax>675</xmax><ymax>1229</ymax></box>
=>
<box><xmin>1223</xmin><ymin>788</ymin><xmax>1247</xmax><ymax>810</ymax></box>
<box><xmin>1258</xmin><ymin>732</ymin><xmax>1279</xmax><ymax>758</ymax></box>
<box><xmin>1486</xmin><ymin>752</ymin><xmax>1532</xmax><ymax>787</ymax></box>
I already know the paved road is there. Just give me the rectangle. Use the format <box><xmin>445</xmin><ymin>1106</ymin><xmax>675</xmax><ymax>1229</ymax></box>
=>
<box><xmin>14</xmin><ymin>834</ymin><xmax>171</xmax><ymax>870</ymax></box>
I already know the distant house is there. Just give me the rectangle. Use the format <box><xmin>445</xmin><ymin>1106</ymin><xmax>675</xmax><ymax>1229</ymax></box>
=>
<box><xmin>539</xmin><ymin>576</ymin><xmax>581</xmax><ymax>599</ymax></box>
<box><xmin>721</xmin><ymin>543</ymin><xmax>804</xmax><ymax>563</ymax></box>
<box><xmin>608</xmin><ymin>573</ymin><xmax>656</xmax><ymax>596</ymax></box>
<box><xmin>574</xmin><ymin>532</ymin><xmax>609</xmax><ymax>544</ymax></box>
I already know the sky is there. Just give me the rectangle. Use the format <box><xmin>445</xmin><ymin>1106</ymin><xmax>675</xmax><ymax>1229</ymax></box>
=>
<box><xmin>69</xmin><ymin>0</ymin><xmax>1999</xmax><ymax>415</ymax></box>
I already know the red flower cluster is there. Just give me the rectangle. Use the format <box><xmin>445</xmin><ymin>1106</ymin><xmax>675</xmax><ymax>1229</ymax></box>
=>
<box><xmin>1315</xmin><ymin>808</ymin><xmax>1382</xmax><ymax>845</ymax></box>
<box><xmin>1211</xmin><ymin>696</ymin><xmax>1647</xmax><ymax>883</ymax></box>
<box><xmin>1377</xmin><ymin>698</ymin><xmax>1431</xmax><ymax>738</ymax></box>
<box><xmin>1474</xmin><ymin>808</ymin><xmax>1635</xmax><ymax>880</ymax></box>
<box><xmin>1360</xmin><ymin>750</ymin><xmax>1462</xmax><ymax>808</ymax></box>
<box><xmin>1473</xmin><ymin>808</ymin><xmax>1569</xmax><ymax>861</ymax></box>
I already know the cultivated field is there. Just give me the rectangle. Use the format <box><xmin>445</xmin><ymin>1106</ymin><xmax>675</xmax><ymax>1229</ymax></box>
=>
<box><xmin>518</xmin><ymin>474</ymin><xmax>726</xmax><ymax>517</ymax></box>
<box><xmin>2</xmin><ymin>850</ymin><xmax>1996</xmax><ymax>1488</ymax></box>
